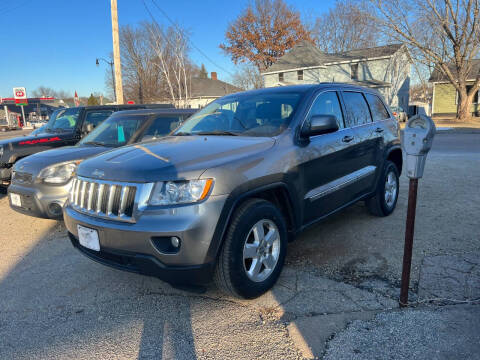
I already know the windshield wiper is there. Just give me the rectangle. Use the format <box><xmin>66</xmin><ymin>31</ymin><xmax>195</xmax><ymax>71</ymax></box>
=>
<box><xmin>173</xmin><ymin>132</ymin><xmax>192</xmax><ymax>136</ymax></box>
<box><xmin>82</xmin><ymin>141</ymin><xmax>107</xmax><ymax>146</ymax></box>
<box><xmin>194</xmin><ymin>131</ymin><xmax>240</xmax><ymax>136</ymax></box>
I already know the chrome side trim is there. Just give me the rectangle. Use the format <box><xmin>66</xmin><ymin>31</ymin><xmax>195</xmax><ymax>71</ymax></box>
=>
<box><xmin>305</xmin><ymin>165</ymin><xmax>376</xmax><ymax>201</ymax></box>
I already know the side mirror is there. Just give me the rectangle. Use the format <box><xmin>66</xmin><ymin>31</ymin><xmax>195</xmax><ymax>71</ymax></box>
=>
<box><xmin>301</xmin><ymin>115</ymin><xmax>339</xmax><ymax>137</ymax></box>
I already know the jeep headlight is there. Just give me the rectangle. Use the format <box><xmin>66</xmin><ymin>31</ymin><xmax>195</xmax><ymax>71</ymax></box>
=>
<box><xmin>38</xmin><ymin>161</ymin><xmax>79</xmax><ymax>184</ymax></box>
<box><xmin>149</xmin><ymin>179</ymin><xmax>214</xmax><ymax>206</ymax></box>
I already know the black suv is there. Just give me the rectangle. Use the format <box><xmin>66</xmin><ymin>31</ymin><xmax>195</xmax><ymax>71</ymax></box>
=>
<box><xmin>64</xmin><ymin>84</ymin><xmax>402</xmax><ymax>299</ymax></box>
<box><xmin>0</xmin><ymin>104</ymin><xmax>172</xmax><ymax>187</ymax></box>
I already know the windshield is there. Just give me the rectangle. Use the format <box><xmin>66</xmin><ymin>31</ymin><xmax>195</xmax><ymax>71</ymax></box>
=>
<box><xmin>174</xmin><ymin>92</ymin><xmax>302</xmax><ymax>137</ymax></box>
<box><xmin>79</xmin><ymin>115</ymin><xmax>144</xmax><ymax>147</ymax></box>
<box><xmin>45</xmin><ymin>108</ymin><xmax>81</xmax><ymax>131</ymax></box>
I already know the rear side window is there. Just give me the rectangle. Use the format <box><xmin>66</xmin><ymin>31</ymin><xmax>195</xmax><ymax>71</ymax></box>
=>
<box><xmin>365</xmin><ymin>94</ymin><xmax>390</xmax><ymax>122</ymax></box>
<box><xmin>310</xmin><ymin>91</ymin><xmax>345</xmax><ymax>129</ymax></box>
<box><xmin>83</xmin><ymin>110</ymin><xmax>114</xmax><ymax>129</ymax></box>
<box><xmin>342</xmin><ymin>91</ymin><xmax>372</xmax><ymax>127</ymax></box>
<box><xmin>141</xmin><ymin>116</ymin><xmax>183</xmax><ymax>141</ymax></box>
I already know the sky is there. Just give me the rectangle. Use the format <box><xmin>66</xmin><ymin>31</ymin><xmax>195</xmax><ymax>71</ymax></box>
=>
<box><xmin>0</xmin><ymin>0</ymin><xmax>336</xmax><ymax>99</ymax></box>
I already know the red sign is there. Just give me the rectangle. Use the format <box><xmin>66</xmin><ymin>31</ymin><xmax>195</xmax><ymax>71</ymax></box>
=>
<box><xmin>15</xmin><ymin>90</ymin><xmax>25</xmax><ymax>97</ymax></box>
<box><xmin>15</xmin><ymin>99</ymin><xmax>28</xmax><ymax>105</ymax></box>
<box><xmin>127</xmin><ymin>100</ymin><xmax>135</xmax><ymax>104</ymax></box>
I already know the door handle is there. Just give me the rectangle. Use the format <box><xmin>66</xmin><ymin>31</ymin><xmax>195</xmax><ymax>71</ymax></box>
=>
<box><xmin>342</xmin><ymin>135</ymin><xmax>354</xmax><ymax>143</ymax></box>
<box><xmin>375</xmin><ymin>127</ymin><xmax>384</xmax><ymax>133</ymax></box>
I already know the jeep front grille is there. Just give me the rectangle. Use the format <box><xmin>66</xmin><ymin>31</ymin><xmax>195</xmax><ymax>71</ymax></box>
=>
<box><xmin>70</xmin><ymin>177</ymin><xmax>140</xmax><ymax>222</ymax></box>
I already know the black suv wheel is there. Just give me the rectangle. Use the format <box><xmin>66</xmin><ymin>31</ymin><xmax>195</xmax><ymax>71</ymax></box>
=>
<box><xmin>214</xmin><ymin>198</ymin><xmax>287</xmax><ymax>299</ymax></box>
<box><xmin>366</xmin><ymin>160</ymin><xmax>400</xmax><ymax>217</ymax></box>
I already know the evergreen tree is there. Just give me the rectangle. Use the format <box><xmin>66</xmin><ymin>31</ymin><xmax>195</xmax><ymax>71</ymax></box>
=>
<box><xmin>199</xmin><ymin>63</ymin><xmax>208</xmax><ymax>78</ymax></box>
<box><xmin>87</xmin><ymin>93</ymin><xmax>99</xmax><ymax>106</ymax></box>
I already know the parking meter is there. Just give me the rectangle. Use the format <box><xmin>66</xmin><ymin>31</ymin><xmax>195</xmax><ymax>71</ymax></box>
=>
<box><xmin>402</xmin><ymin>115</ymin><xmax>436</xmax><ymax>179</ymax></box>
<box><xmin>399</xmin><ymin>114</ymin><xmax>436</xmax><ymax>307</ymax></box>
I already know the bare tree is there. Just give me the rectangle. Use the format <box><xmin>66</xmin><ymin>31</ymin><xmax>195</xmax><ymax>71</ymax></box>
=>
<box><xmin>371</xmin><ymin>0</ymin><xmax>480</xmax><ymax>121</ymax></box>
<box><xmin>145</xmin><ymin>22</ymin><xmax>193</xmax><ymax>107</ymax></box>
<box><xmin>314</xmin><ymin>0</ymin><xmax>380</xmax><ymax>53</ymax></box>
<box><xmin>31</xmin><ymin>86</ymin><xmax>71</xmax><ymax>99</ymax></box>
<box><xmin>107</xmin><ymin>22</ymin><xmax>195</xmax><ymax>106</ymax></box>
<box><xmin>232</xmin><ymin>63</ymin><xmax>263</xmax><ymax>90</ymax></box>
<box><xmin>120</xmin><ymin>25</ymin><xmax>165</xmax><ymax>104</ymax></box>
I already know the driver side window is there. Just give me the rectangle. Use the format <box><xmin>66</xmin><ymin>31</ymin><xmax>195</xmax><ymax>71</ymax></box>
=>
<box><xmin>310</xmin><ymin>92</ymin><xmax>345</xmax><ymax>129</ymax></box>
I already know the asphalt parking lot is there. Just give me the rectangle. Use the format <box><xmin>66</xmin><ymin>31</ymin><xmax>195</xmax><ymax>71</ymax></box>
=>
<box><xmin>0</xmin><ymin>131</ymin><xmax>479</xmax><ymax>359</ymax></box>
<box><xmin>0</xmin><ymin>128</ymin><xmax>31</xmax><ymax>139</ymax></box>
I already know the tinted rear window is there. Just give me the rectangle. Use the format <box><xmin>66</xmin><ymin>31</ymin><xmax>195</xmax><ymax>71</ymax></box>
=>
<box><xmin>365</xmin><ymin>94</ymin><xmax>390</xmax><ymax>122</ymax></box>
<box><xmin>342</xmin><ymin>91</ymin><xmax>372</xmax><ymax>127</ymax></box>
<box><xmin>141</xmin><ymin>116</ymin><xmax>184</xmax><ymax>141</ymax></box>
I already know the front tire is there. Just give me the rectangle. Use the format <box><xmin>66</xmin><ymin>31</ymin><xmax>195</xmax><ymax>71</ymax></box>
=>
<box><xmin>214</xmin><ymin>198</ymin><xmax>287</xmax><ymax>299</ymax></box>
<box><xmin>366</xmin><ymin>160</ymin><xmax>399</xmax><ymax>217</ymax></box>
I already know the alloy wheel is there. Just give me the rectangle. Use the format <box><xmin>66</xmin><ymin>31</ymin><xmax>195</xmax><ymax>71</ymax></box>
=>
<box><xmin>242</xmin><ymin>219</ymin><xmax>281</xmax><ymax>282</ymax></box>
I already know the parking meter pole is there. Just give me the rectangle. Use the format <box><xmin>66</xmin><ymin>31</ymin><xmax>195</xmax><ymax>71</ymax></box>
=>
<box><xmin>400</xmin><ymin>178</ymin><xmax>419</xmax><ymax>307</ymax></box>
<box><xmin>400</xmin><ymin>114</ymin><xmax>435</xmax><ymax>307</ymax></box>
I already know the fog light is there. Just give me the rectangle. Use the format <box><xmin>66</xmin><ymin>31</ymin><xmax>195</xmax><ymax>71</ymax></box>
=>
<box><xmin>171</xmin><ymin>236</ymin><xmax>180</xmax><ymax>248</ymax></box>
<box><xmin>48</xmin><ymin>202</ymin><xmax>63</xmax><ymax>217</ymax></box>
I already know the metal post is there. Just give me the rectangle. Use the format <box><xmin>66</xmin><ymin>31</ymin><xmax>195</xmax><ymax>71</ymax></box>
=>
<box><xmin>110</xmin><ymin>62</ymin><xmax>116</xmax><ymax>102</ymax></box>
<box><xmin>400</xmin><ymin>178</ymin><xmax>419</xmax><ymax>307</ymax></box>
<box><xmin>111</xmin><ymin>0</ymin><xmax>124</xmax><ymax>104</ymax></box>
<box><xmin>4</xmin><ymin>105</ymin><xmax>9</xmax><ymax>126</ymax></box>
<box><xmin>20</xmin><ymin>105</ymin><xmax>26</xmax><ymax>128</ymax></box>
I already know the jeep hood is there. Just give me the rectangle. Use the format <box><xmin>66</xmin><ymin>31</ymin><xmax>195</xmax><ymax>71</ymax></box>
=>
<box><xmin>77</xmin><ymin>136</ymin><xmax>275</xmax><ymax>182</ymax></box>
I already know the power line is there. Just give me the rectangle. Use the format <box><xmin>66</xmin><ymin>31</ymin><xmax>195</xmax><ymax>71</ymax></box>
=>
<box><xmin>144</xmin><ymin>0</ymin><xmax>234</xmax><ymax>77</ymax></box>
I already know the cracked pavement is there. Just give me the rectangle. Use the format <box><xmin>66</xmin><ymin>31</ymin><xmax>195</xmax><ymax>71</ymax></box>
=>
<box><xmin>0</xmin><ymin>132</ymin><xmax>479</xmax><ymax>359</ymax></box>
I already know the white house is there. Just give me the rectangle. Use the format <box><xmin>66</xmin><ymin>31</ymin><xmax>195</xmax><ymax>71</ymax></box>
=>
<box><xmin>182</xmin><ymin>72</ymin><xmax>243</xmax><ymax>108</ymax></box>
<box><xmin>261</xmin><ymin>41</ymin><xmax>411</xmax><ymax>110</ymax></box>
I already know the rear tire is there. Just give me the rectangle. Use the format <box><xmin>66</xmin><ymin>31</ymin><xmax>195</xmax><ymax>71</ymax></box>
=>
<box><xmin>366</xmin><ymin>160</ymin><xmax>399</xmax><ymax>217</ymax></box>
<box><xmin>214</xmin><ymin>198</ymin><xmax>287</xmax><ymax>299</ymax></box>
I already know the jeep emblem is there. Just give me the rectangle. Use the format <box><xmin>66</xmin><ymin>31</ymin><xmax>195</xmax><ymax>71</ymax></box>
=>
<box><xmin>92</xmin><ymin>169</ymin><xmax>105</xmax><ymax>178</ymax></box>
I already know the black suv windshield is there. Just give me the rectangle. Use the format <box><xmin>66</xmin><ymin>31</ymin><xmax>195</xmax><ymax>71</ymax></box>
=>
<box><xmin>79</xmin><ymin>115</ymin><xmax>143</xmax><ymax>147</ymax></box>
<box><xmin>45</xmin><ymin>108</ymin><xmax>81</xmax><ymax>131</ymax></box>
<box><xmin>174</xmin><ymin>92</ymin><xmax>302</xmax><ymax>137</ymax></box>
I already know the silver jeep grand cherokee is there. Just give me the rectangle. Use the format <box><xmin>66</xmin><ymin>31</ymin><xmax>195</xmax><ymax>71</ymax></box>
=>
<box><xmin>64</xmin><ymin>84</ymin><xmax>402</xmax><ymax>299</ymax></box>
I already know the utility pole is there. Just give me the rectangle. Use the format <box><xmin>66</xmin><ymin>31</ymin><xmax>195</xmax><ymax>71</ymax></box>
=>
<box><xmin>111</xmin><ymin>0</ymin><xmax>124</xmax><ymax>104</ymax></box>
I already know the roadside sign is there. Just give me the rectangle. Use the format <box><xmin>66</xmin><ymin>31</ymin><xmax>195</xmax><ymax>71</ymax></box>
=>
<box><xmin>13</xmin><ymin>87</ymin><xmax>27</xmax><ymax>126</ymax></box>
<box><xmin>127</xmin><ymin>100</ymin><xmax>135</xmax><ymax>104</ymax></box>
<box><xmin>13</xmin><ymin>87</ymin><xmax>28</xmax><ymax>106</ymax></box>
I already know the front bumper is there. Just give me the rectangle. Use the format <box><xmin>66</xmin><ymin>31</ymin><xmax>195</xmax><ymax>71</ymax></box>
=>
<box><xmin>63</xmin><ymin>194</ymin><xmax>228</xmax><ymax>283</ymax></box>
<box><xmin>69</xmin><ymin>233</ymin><xmax>215</xmax><ymax>284</ymax></box>
<box><xmin>8</xmin><ymin>181</ymin><xmax>71</xmax><ymax>219</ymax></box>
